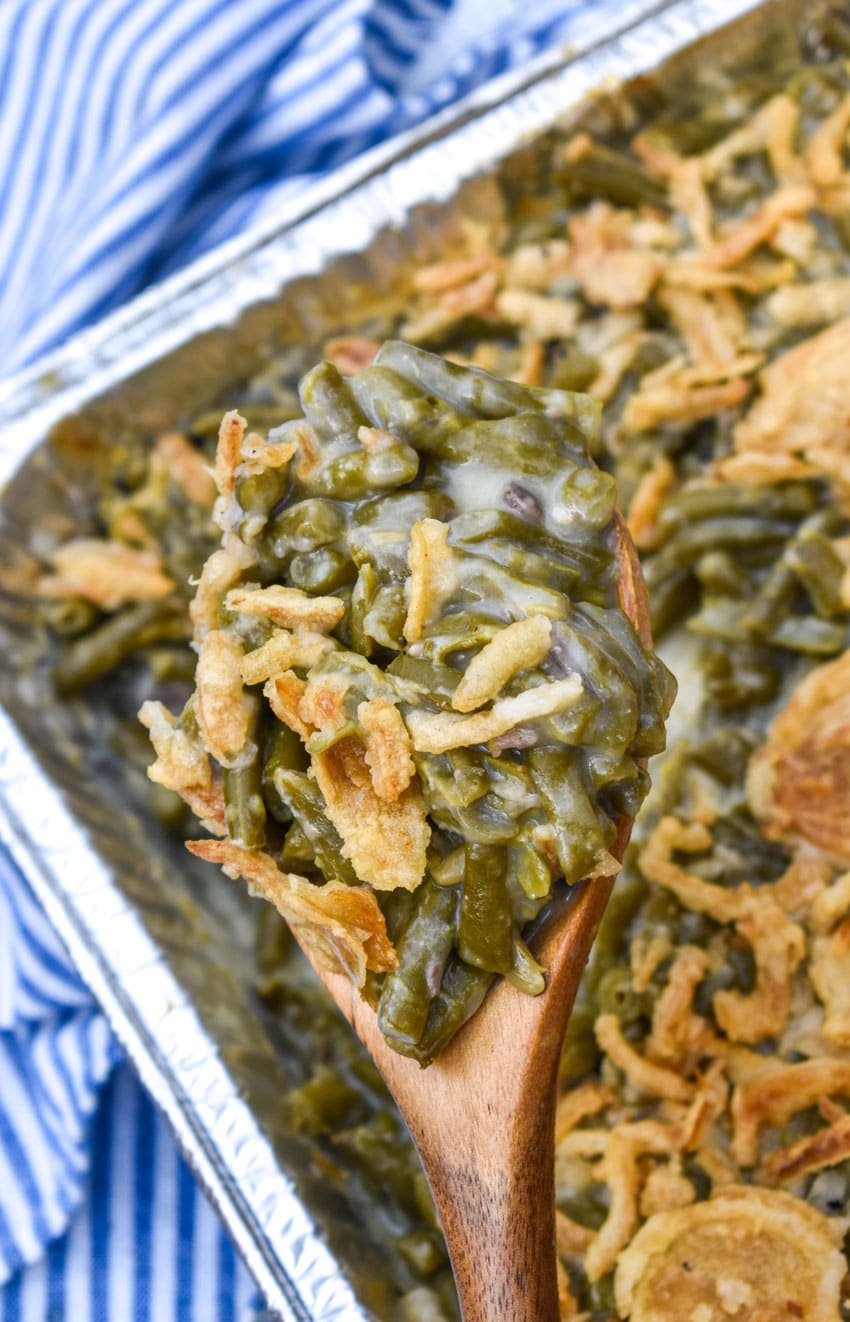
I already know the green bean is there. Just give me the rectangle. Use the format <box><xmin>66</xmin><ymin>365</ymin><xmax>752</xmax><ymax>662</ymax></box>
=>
<box><xmin>418</xmin><ymin>613</ymin><xmax>503</xmax><ymax>662</ymax></box>
<box><xmin>222</xmin><ymin>745</ymin><xmax>266</xmax><ymax>848</ymax></box>
<box><xmin>349</xmin><ymin>365</ymin><xmax>470</xmax><ymax>450</ymax></box>
<box><xmin>595</xmin><ymin>965</ymin><xmax>650</xmax><ymax>1028</ymax></box>
<box><xmin>655</xmin><ymin>516</ymin><xmax>798</xmax><ymax>567</ymax></box>
<box><xmin>454</xmin><ymin>561</ymin><xmax>572</xmax><ymax>625</ymax></box>
<box><xmin>299</xmin><ymin>360</ymin><xmax>367</xmax><ymax>447</ymax></box>
<box><xmin>279</xmin><ymin>819</ymin><xmax>316</xmax><ymax>870</ymax></box>
<box><xmin>273</xmin><ymin>767</ymin><xmax>358</xmax><ymax>886</ymax></box>
<box><xmin>547</xmin><ymin>616</ymin><xmax>639</xmax><ymax>751</ymax></box>
<box><xmin>414</xmin><ymin>750</ymin><xmax>487</xmax><ymax>810</ymax></box>
<box><xmin>349</xmin><ymin>491</ymin><xmax>453</xmax><ymax>578</ymax></box>
<box><xmin>53</xmin><ymin>600</ymin><xmax>188</xmax><ymax>692</ymax></box>
<box><xmin>554</xmin><ymin>466</ymin><xmax>617</xmax><ymax>531</ymax></box>
<box><xmin>264</xmin><ymin>497</ymin><xmax>347</xmax><ymax>558</ymax></box>
<box><xmin>700</xmin><ymin>640</ymin><xmax>782</xmax><ymax>707</ymax></box>
<box><xmin>436</xmin><ymin>415</ymin><xmax>586</xmax><ymax>474</ymax></box>
<box><xmin>741</xmin><ymin>561</ymin><xmax>798</xmax><ymax>633</ymax></box>
<box><xmin>787</xmin><ymin>534</ymin><xmax>846</xmax><ymax>617</ymax></box>
<box><xmin>362</xmin><ymin>581</ymin><xmax>407</xmax><ymax>652</ymax></box>
<box><xmin>509</xmin><ymin>835</ymin><xmax>552</xmax><ymax>900</ymax></box>
<box><xmin>288</xmin><ymin>546</ymin><xmax>356</xmax><ymax>594</ymax></box>
<box><xmin>144</xmin><ymin>645</ymin><xmax>198</xmax><ymax>683</ymax></box>
<box><xmin>297</xmin><ymin>439</ymin><xmax>420</xmax><ymax>500</ymax></box>
<box><xmin>288</xmin><ymin>1065</ymin><xmax>362</xmax><ymax>1136</ymax></box>
<box><xmin>644</xmin><ymin>563</ymin><xmax>697</xmax><ymax>637</ymax></box>
<box><xmin>429</xmin><ymin>847</ymin><xmax>465</xmax><ymax>888</ymax></box>
<box><xmin>376</xmin><ymin>341</ymin><xmax>600</xmax><ymax>439</ymax></box>
<box><xmin>452</xmin><ymin>535</ymin><xmax>581</xmax><ymax>597</ymax></box>
<box><xmin>262</xmin><ymin>720</ymin><xmax>308</xmax><ymax>823</ymax></box>
<box><xmin>572</xmin><ymin>603</ymin><xmax>676</xmax><ymax>757</ymax></box>
<box><xmin>414</xmin><ymin>958</ymin><xmax>494</xmax><ymax>1067</ymax></box>
<box><xmin>548</xmin><ymin>348</ymin><xmax>599</xmax><ymax>393</ymax></box>
<box><xmin>506</xmin><ymin>934</ymin><xmax>546</xmax><ymax>996</ymax></box>
<box><xmin>41</xmin><ymin>596</ymin><xmax>101</xmax><ymax>636</ymax></box>
<box><xmin>765</xmin><ymin>614</ymin><xmax>847</xmax><ymax>655</ymax></box>
<box><xmin>696</xmin><ymin>550</ymin><xmax>753</xmax><ymax>599</ymax></box>
<box><xmin>657</xmin><ymin>481</ymin><xmax>817</xmax><ymax>536</ymax></box>
<box><xmin>529</xmin><ymin>748</ymin><xmax>614</xmax><ymax>885</ymax></box>
<box><xmin>458</xmin><ymin>845</ymin><xmax>513</xmax><ymax>975</ymax></box>
<box><xmin>377</xmin><ymin>881</ymin><xmax>458</xmax><ymax>1052</ymax></box>
<box><xmin>558</xmin><ymin>141</ymin><xmax>668</xmax><ymax>209</ymax></box>
<box><xmin>396</xmin><ymin>1230</ymin><xmax>446</xmax><ymax>1277</ymax></box>
<box><xmin>234</xmin><ymin>466</ymin><xmax>290</xmax><ymax>543</ymax></box>
<box><xmin>691</xmin><ymin>599</ymin><xmax>847</xmax><ymax>655</ymax></box>
<box><xmin>688</xmin><ymin>729</ymin><xmax>757</xmax><ymax>784</ymax></box>
<box><xmin>387</xmin><ymin>655</ymin><xmax>460</xmax><ymax>705</ymax></box>
<box><xmin>450</xmin><ymin>509</ymin><xmax>615</xmax><ymax>584</ymax></box>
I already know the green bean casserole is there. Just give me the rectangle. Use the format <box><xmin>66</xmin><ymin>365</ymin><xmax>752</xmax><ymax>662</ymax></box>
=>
<box><xmin>28</xmin><ymin>12</ymin><xmax>850</xmax><ymax>1319</ymax></box>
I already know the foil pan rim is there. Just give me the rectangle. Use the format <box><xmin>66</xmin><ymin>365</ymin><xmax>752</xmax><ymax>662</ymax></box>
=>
<box><xmin>0</xmin><ymin>0</ymin><xmax>768</xmax><ymax>1314</ymax></box>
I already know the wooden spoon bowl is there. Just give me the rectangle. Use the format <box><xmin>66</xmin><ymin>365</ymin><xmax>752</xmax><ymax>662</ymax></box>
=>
<box><xmin>306</xmin><ymin>516</ymin><xmax>651</xmax><ymax>1322</ymax></box>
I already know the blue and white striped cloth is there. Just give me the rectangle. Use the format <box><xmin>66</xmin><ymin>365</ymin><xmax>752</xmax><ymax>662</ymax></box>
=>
<box><xmin>1</xmin><ymin>1</ymin><xmax>625</xmax><ymax>1318</ymax></box>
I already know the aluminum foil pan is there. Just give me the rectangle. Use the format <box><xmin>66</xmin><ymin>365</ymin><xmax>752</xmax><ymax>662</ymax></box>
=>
<box><xmin>0</xmin><ymin>0</ymin><xmax>815</xmax><ymax>1315</ymax></box>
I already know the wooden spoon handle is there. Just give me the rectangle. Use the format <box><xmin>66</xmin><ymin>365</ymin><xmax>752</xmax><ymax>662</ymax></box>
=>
<box><xmin>423</xmin><ymin>1106</ymin><xmax>560</xmax><ymax>1322</ymax></box>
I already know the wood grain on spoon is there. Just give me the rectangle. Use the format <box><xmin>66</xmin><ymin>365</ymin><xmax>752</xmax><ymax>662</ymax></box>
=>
<box><xmin>303</xmin><ymin>517</ymin><xmax>650</xmax><ymax>1322</ymax></box>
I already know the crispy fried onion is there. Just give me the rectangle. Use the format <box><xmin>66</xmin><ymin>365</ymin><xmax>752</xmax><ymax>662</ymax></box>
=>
<box><xmin>226</xmin><ymin>584</ymin><xmax>345</xmax><ymax>633</ymax></box>
<box><xmin>581</xmin><ymin>1122</ymin><xmax>682</xmax><ymax>1283</ymax></box>
<box><xmin>639</xmin><ymin>816</ymin><xmax>806</xmax><ymax>1043</ymax></box>
<box><xmin>240</xmin><ymin>629</ymin><xmax>336</xmax><ymax>685</ymax></box>
<box><xmin>451</xmin><ymin>615</ymin><xmax>552</xmax><ymax>713</ymax></box>
<box><xmin>138</xmin><ymin>700</ymin><xmax>224</xmax><ymax>835</ymax></box>
<box><xmin>614</xmin><ymin>1185</ymin><xmax>846</xmax><ymax>1322</ymax></box>
<box><xmin>357</xmin><ymin>697</ymin><xmax>416</xmax><ymax>803</ymax></box>
<box><xmin>322</xmin><ymin>336</ymin><xmax>380</xmax><ymax>374</ymax></box>
<box><xmin>626</xmin><ymin>456</ymin><xmax>677</xmax><ymax>551</ymax></box>
<box><xmin>264</xmin><ymin>671</ymin><xmax>311</xmax><ymax>739</ymax></box>
<box><xmin>748</xmin><ymin>649</ymin><xmax>850</xmax><ymax>863</ymax></box>
<box><xmin>185</xmin><ymin>839</ymin><xmax>396</xmax><ymax>984</ymax></box>
<box><xmin>503</xmin><ymin>239</ymin><xmax>571</xmax><ymax>290</ymax></box>
<box><xmin>555</xmin><ymin>1081</ymin><xmax>616</xmax><ymax>1145</ymax></box>
<box><xmin>405</xmin><ymin>674</ymin><xmax>583</xmax><ymax>754</ymax></box>
<box><xmin>404</xmin><ymin>519</ymin><xmax>458</xmax><ymax>644</ymax></box>
<box><xmin>150</xmin><ymin>432</ymin><xmax>217</xmax><ymax>506</ymax></box>
<box><xmin>645</xmin><ymin>945</ymin><xmax>713</xmax><ymax>1069</ymax></box>
<box><xmin>38</xmin><ymin>538</ymin><xmax>174</xmax><ymax>609</ymax></box>
<box><xmin>494</xmin><ymin>289</ymin><xmax>579</xmax><ymax>340</ymax></box>
<box><xmin>765</xmin><ymin>276</ymin><xmax>850</xmax><ymax>327</ymax></box>
<box><xmin>238</xmin><ymin>433</ymin><xmax>297</xmax><ymax>472</ymax></box>
<box><xmin>190</xmin><ymin>538</ymin><xmax>256</xmax><ymax>640</ymax></box>
<box><xmin>734</xmin><ymin>317</ymin><xmax>850</xmax><ymax>460</ymax></box>
<box><xmin>311</xmin><ymin>736</ymin><xmax>428</xmax><ymax>892</ymax></box>
<box><xmin>622</xmin><ymin>358</ymin><xmax>754</xmax><ymax>433</ymax></box>
<box><xmin>731</xmin><ymin>1057</ymin><xmax>850</xmax><ymax>1167</ymax></box>
<box><xmin>712</xmin><ymin>900</ymin><xmax>805</xmax><ymax>1044</ymax></box>
<box><xmin>758</xmin><ymin>1109</ymin><xmax>850</xmax><ymax>1186</ymax></box>
<box><xmin>595</xmin><ymin>1013</ymin><xmax>694</xmax><ymax>1104</ymax></box>
<box><xmin>214</xmin><ymin>410</ymin><xmax>246</xmax><ymax>497</ymax></box>
<box><xmin>810</xmin><ymin>869</ymin><xmax>850</xmax><ymax>934</ymax></box>
<box><xmin>638</xmin><ymin>1156</ymin><xmax>696</xmax><ymax>1219</ymax></box>
<box><xmin>700</xmin><ymin>184</ymin><xmax>815</xmax><ymax>270</ymax></box>
<box><xmin>568</xmin><ymin>202</ymin><xmax>663</xmax><ymax>310</ymax></box>
<box><xmin>810</xmin><ymin>920</ymin><xmax>850</xmax><ymax>1048</ymax></box>
<box><xmin>195</xmin><ymin>629</ymin><xmax>256</xmax><ymax>766</ymax></box>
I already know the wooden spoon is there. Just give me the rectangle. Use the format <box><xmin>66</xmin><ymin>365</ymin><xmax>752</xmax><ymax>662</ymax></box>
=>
<box><xmin>306</xmin><ymin>518</ymin><xmax>650</xmax><ymax>1322</ymax></box>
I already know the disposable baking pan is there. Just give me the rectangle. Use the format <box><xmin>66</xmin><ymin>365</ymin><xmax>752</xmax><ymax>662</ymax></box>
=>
<box><xmin>0</xmin><ymin>0</ymin><xmax>817</xmax><ymax>1315</ymax></box>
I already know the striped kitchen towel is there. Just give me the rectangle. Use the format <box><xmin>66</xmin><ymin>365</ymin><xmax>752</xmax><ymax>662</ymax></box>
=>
<box><xmin>0</xmin><ymin>0</ymin><xmax>633</xmax><ymax>1317</ymax></box>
